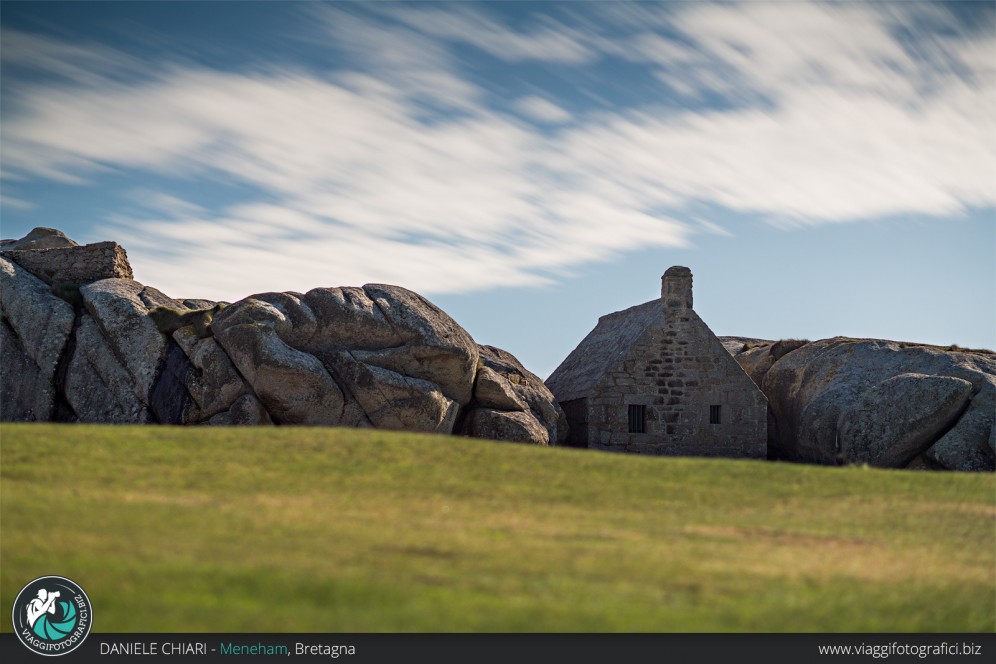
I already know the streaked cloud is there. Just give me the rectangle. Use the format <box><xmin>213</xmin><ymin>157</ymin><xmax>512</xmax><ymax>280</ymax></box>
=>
<box><xmin>0</xmin><ymin>28</ymin><xmax>144</xmax><ymax>85</ymax></box>
<box><xmin>0</xmin><ymin>195</ymin><xmax>36</xmax><ymax>210</ymax></box>
<box><xmin>514</xmin><ymin>96</ymin><xmax>572</xmax><ymax>124</ymax></box>
<box><xmin>384</xmin><ymin>4</ymin><xmax>596</xmax><ymax>64</ymax></box>
<box><xmin>1</xmin><ymin>2</ymin><xmax>992</xmax><ymax>302</ymax></box>
<box><xmin>127</xmin><ymin>190</ymin><xmax>207</xmax><ymax>218</ymax></box>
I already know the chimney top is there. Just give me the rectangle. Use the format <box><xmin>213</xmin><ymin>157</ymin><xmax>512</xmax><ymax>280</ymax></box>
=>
<box><xmin>661</xmin><ymin>265</ymin><xmax>692</xmax><ymax>309</ymax></box>
<box><xmin>663</xmin><ymin>265</ymin><xmax>691</xmax><ymax>278</ymax></box>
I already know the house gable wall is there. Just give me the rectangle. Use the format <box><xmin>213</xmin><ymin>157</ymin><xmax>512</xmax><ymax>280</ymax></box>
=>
<box><xmin>585</xmin><ymin>309</ymin><xmax>766</xmax><ymax>457</ymax></box>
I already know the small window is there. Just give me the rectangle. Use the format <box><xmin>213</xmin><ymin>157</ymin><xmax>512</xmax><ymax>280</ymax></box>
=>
<box><xmin>709</xmin><ymin>405</ymin><xmax>722</xmax><ymax>424</ymax></box>
<box><xmin>628</xmin><ymin>405</ymin><xmax>646</xmax><ymax>434</ymax></box>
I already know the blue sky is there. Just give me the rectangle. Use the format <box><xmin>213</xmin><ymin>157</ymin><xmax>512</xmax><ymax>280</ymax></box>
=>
<box><xmin>2</xmin><ymin>1</ymin><xmax>993</xmax><ymax>378</ymax></box>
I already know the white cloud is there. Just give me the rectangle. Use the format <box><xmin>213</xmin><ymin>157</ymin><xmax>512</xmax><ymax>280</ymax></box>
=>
<box><xmin>551</xmin><ymin>86</ymin><xmax>994</xmax><ymax>223</ymax></box>
<box><xmin>513</xmin><ymin>96</ymin><xmax>572</xmax><ymax>124</ymax></box>
<box><xmin>0</xmin><ymin>194</ymin><xmax>35</xmax><ymax>211</ymax></box>
<box><xmin>0</xmin><ymin>60</ymin><xmax>684</xmax><ymax>299</ymax></box>
<box><xmin>694</xmin><ymin>218</ymin><xmax>731</xmax><ymax>237</ymax></box>
<box><xmin>308</xmin><ymin>8</ymin><xmax>483</xmax><ymax>111</ymax></box>
<box><xmin>126</xmin><ymin>190</ymin><xmax>207</xmax><ymax>218</ymax></box>
<box><xmin>615</xmin><ymin>2</ymin><xmax>996</xmax><ymax>110</ymax></box>
<box><xmin>0</xmin><ymin>29</ymin><xmax>143</xmax><ymax>86</ymax></box>
<box><xmin>1</xmin><ymin>2</ymin><xmax>993</xmax><ymax>302</ymax></box>
<box><xmin>383</xmin><ymin>4</ymin><xmax>596</xmax><ymax>64</ymax></box>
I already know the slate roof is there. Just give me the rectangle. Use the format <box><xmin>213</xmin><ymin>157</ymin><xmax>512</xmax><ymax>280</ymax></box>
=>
<box><xmin>546</xmin><ymin>298</ymin><xmax>664</xmax><ymax>403</ymax></box>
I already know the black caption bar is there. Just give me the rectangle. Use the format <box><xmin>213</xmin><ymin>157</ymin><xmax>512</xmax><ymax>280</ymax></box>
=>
<box><xmin>1</xmin><ymin>633</ymin><xmax>993</xmax><ymax>664</ymax></box>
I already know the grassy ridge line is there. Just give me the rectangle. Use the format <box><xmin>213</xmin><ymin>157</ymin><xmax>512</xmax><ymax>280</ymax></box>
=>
<box><xmin>1</xmin><ymin>423</ymin><xmax>993</xmax><ymax>632</ymax></box>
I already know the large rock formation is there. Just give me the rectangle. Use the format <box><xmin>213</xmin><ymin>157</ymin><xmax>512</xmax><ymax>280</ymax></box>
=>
<box><xmin>0</xmin><ymin>228</ymin><xmax>564</xmax><ymax>446</ymax></box>
<box><xmin>722</xmin><ymin>337</ymin><xmax>996</xmax><ymax>471</ymax></box>
<box><xmin>2</xmin><ymin>227</ymin><xmax>132</xmax><ymax>286</ymax></box>
<box><xmin>461</xmin><ymin>345</ymin><xmax>569</xmax><ymax>446</ymax></box>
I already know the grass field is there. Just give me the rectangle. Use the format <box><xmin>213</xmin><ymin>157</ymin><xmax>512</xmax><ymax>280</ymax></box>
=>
<box><xmin>1</xmin><ymin>423</ymin><xmax>993</xmax><ymax>632</ymax></box>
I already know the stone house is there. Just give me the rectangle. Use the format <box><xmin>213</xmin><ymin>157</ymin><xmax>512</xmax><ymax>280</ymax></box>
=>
<box><xmin>545</xmin><ymin>266</ymin><xmax>767</xmax><ymax>457</ymax></box>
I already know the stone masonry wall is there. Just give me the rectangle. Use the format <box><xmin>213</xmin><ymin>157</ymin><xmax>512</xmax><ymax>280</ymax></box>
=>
<box><xmin>586</xmin><ymin>310</ymin><xmax>767</xmax><ymax>457</ymax></box>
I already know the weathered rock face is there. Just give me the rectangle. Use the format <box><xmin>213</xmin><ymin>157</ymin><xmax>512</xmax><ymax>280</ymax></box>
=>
<box><xmin>2</xmin><ymin>241</ymin><xmax>133</xmax><ymax>286</ymax></box>
<box><xmin>83</xmin><ymin>280</ymin><xmax>179</xmax><ymax>396</ymax></box>
<box><xmin>1</xmin><ymin>227</ymin><xmax>77</xmax><ymax>251</ymax></box>
<box><xmin>460</xmin><ymin>345</ymin><xmax>567</xmax><ymax>446</ymax></box>
<box><xmin>722</xmin><ymin>337</ymin><xmax>996</xmax><ymax>471</ymax></box>
<box><xmin>0</xmin><ymin>228</ymin><xmax>560</xmax><ymax>446</ymax></box>
<box><xmin>170</xmin><ymin>326</ymin><xmax>253</xmax><ymax>423</ymax></box>
<box><xmin>925</xmin><ymin>391</ymin><xmax>995</xmax><ymax>471</ymax></box>
<box><xmin>0</xmin><ymin>257</ymin><xmax>76</xmax><ymax>420</ymax></box>
<box><xmin>208</xmin><ymin>285</ymin><xmax>479</xmax><ymax>433</ymax></box>
<box><xmin>461</xmin><ymin>408</ymin><xmax>549</xmax><ymax>445</ymax></box>
<box><xmin>60</xmin><ymin>279</ymin><xmax>186</xmax><ymax>424</ymax></box>
<box><xmin>837</xmin><ymin>373</ymin><xmax>973</xmax><ymax>467</ymax></box>
<box><xmin>64</xmin><ymin>314</ymin><xmax>153</xmax><ymax>423</ymax></box>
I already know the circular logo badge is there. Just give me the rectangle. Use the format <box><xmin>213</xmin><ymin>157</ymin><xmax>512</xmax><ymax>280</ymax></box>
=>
<box><xmin>11</xmin><ymin>576</ymin><xmax>92</xmax><ymax>656</ymax></box>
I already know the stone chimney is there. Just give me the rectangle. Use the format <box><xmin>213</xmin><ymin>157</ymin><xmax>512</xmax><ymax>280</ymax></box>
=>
<box><xmin>661</xmin><ymin>266</ymin><xmax>692</xmax><ymax>310</ymax></box>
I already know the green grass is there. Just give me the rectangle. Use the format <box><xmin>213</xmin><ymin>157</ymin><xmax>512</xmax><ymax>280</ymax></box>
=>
<box><xmin>1</xmin><ymin>423</ymin><xmax>993</xmax><ymax>633</ymax></box>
